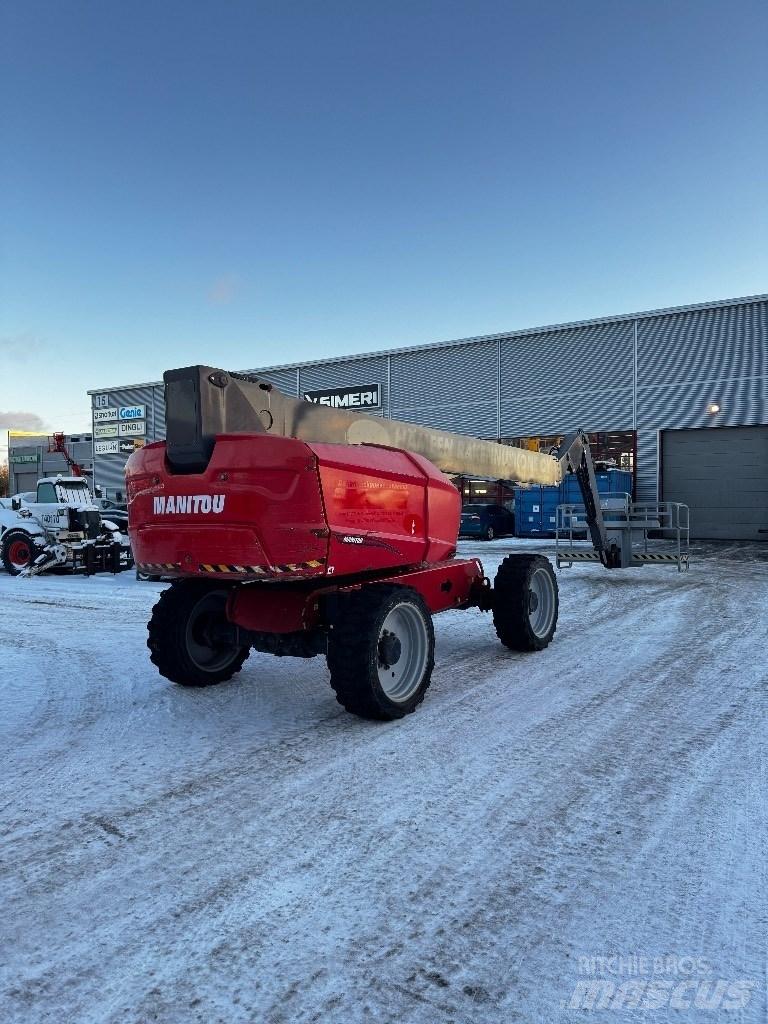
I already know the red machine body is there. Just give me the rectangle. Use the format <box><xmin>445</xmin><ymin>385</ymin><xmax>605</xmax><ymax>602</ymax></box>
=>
<box><xmin>132</xmin><ymin>366</ymin><xmax>563</xmax><ymax>721</ymax></box>
<box><xmin>126</xmin><ymin>433</ymin><xmax>463</xmax><ymax>582</ymax></box>
<box><xmin>126</xmin><ymin>435</ymin><xmax>487</xmax><ymax>637</ymax></box>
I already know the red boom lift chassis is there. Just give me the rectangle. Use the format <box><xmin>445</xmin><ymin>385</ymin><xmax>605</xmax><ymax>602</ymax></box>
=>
<box><xmin>126</xmin><ymin>366</ymin><xmax>613</xmax><ymax>720</ymax></box>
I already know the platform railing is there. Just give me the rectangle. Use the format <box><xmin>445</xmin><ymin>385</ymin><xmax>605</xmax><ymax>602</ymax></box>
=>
<box><xmin>555</xmin><ymin>498</ymin><xmax>690</xmax><ymax>571</ymax></box>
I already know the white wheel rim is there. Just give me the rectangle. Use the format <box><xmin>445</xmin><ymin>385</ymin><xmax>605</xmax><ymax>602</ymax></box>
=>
<box><xmin>528</xmin><ymin>567</ymin><xmax>556</xmax><ymax>638</ymax></box>
<box><xmin>377</xmin><ymin>604</ymin><xmax>428</xmax><ymax>703</ymax></box>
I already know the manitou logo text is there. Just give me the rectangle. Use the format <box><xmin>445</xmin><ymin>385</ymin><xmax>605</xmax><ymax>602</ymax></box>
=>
<box><xmin>153</xmin><ymin>495</ymin><xmax>225</xmax><ymax>515</ymax></box>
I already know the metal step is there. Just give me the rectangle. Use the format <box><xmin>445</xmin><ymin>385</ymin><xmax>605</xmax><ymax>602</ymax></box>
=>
<box><xmin>557</xmin><ymin>550</ymin><xmax>689</xmax><ymax>568</ymax></box>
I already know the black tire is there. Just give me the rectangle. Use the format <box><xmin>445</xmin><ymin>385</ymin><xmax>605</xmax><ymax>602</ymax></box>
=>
<box><xmin>485</xmin><ymin>525</ymin><xmax>495</xmax><ymax>541</ymax></box>
<box><xmin>1</xmin><ymin>529</ymin><xmax>43</xmax><ymax>576</ymax></box>
<box><xmin>136</xmin><ymin>570</ymin><xmax>161</xmax><ymax>583</ymax></box>
<box><xmin>493</xmin><ymin>554</ymin><xmax>559</xmax><ymax>651</ymax></box>
<box><xmin>326</xmin><ymin>585</ymin><xmax>435</xmax><ymax>720</ymax></box>
<box><xmin>147</xmin><ymin>581</ymin><xmax>250</xmax><ymax>686</ymax></box>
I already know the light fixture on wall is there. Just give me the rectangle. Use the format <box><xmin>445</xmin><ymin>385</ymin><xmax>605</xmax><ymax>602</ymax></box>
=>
<box><xmin>707</xmin><ymin>402</ymin><xmax>721</xmax><ymax>415</ymax></box>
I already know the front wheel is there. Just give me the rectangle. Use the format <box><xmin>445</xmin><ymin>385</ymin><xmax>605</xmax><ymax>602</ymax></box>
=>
<box><xmin>1</xmin><ymin>529</ymin><xmax>42</xmax><ymax>576</ymax></box>
<box><xmin>485</xmin><ymin>525</ymin><xmax>495</xmax><ymax>541</ymax></box>
<box><xmin>326</xmin><ymin>585</ymin><xmax>435</xmax><ymax>720</ymax></box>
<box><xmin>147</xmin><ymin>581</ymin><xmax>250</xmax><ymax>686</ymax></box>
<box><xmin>492</xmin><ymin>554</ymin><xmax>558</xmax><ymax>651</ymax></box>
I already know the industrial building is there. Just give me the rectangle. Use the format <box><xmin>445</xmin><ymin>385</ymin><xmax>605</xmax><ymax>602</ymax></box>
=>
<box><xmin>86</xmin><ymin>293</ymin><xmax>768</xmax><ymax>541</ymax></box>
<box><xmin>7</xmin><ymin>432</ymin><xmax>94</xmax><ymax>495</ymax></box>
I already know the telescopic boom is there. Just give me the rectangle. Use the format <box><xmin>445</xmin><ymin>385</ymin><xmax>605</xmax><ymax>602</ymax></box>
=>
<box><xmin>164</xmin><ymin>365</ymin><xmax>562</xmax><ymax>485</ymax></box>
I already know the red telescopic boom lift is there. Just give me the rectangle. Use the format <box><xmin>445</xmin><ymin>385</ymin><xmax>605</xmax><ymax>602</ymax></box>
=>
<box><xmin>48</xmin><ymin>432</ymin><xmax>87</xmax><ymax>477</ymax></box>
<box><xmin>126</xmin><ymin>366</ymin><xmax>617</xmax><ymax>720</ymax></box>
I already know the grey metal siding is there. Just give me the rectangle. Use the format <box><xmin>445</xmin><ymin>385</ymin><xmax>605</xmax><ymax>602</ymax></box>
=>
<box><xmin>500</xmin><ymin>320</ymin><xmax>635</xmax><ymax>436</ymax></box>
<box><xmin>390</xmin><ymin>341</ymin><xmax>497</xmax><ymax>435</ymax></box>
<box><xmin>638</xmin><ymin>302</ymin><xmax>767</xmax><ymax>388</ymax></box>
<box><xmin>637</xmin><ymin>376</ymin><xmax>768</xmax><ymax>431</ymax></box>
<box><xmin>635</xmin><ymin>430</ymin><xmax>660</xmax><ymax>502</ymax></box>
<box><xmin>150</xmin><ymin>385</ymin><xmax>166</xmax><ymax>441</ymax></box>
<box><xmin>637</xmin><ymin>301</ymin><xmax>768</xmax><ymax>429</ymax></box>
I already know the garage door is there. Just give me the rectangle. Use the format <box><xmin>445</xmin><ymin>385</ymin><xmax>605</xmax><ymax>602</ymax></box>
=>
<box><xmin>662</xmin><ymin>426</ymin><xmax>768</xmax><ymax>540</ymax></box>
<box><xmin>12</xmin><ymin>471</ymin><xmax>38</xmax><ymax>496</ymax></box>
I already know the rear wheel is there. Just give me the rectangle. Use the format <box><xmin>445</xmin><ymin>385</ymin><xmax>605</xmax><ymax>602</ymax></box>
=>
<box><xmin>485</xmin><ymin>525</ymin><xmax>495</xmax><ymax>541</ymax></box>
<box><xmin>326</xmin><ymin>585</ymin><xmax>435</xmax><ymax>720</ymax></box>
<box><xmin>1</xmin><ymin>529</ymin><xmax>42</xmax><ymax>576</ymax></box>
<box><xmin>492</xmin><ymin>554</ymin><xmax>558</xmax><ymax>651</ymax></box>
<box><xmin>147</xmin><ymin>581</ymin><xmax>250</xmax><ymax>686</ymax></box>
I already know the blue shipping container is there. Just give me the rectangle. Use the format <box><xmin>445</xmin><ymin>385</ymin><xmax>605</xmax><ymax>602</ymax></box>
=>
<box><xmin>515</xmin><ymin>470</ymin><xmax>633</xmax><ymax>537</ymax></box>
<box><xmin>515</xmin><ymin>486</ymin><xmax>547</xmax><ymax>536</ymax></box>
<box><xmin>560</xmin><ymin>469</ymin><xmax>633</xmax><ymax>503</ymax></box>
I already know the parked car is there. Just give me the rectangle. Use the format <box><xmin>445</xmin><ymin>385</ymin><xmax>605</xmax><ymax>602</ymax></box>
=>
<box><xmin>459</xmin><ymin>502</ymin><xmax>515</xmax><ymax>540</ymax></box>
<box><xmin>93</xmin><ymin>498</ymin><xmax>129</xmax><ymax>530</ymax></box>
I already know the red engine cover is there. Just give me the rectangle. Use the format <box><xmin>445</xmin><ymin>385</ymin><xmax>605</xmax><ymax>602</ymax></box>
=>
<box><xmin>125</xmin><ymin>434</ymin><xmax>460</xmax><ymax>580</ymax></box>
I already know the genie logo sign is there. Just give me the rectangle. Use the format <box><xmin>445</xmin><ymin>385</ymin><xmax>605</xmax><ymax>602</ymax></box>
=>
<box><xmin>153</xmin><ymin>495</ymin><xmax>225</xmax><ymax>515</ymax></box>
<box><xmin>304</xmin><ymin>384</ymin><xmax>381</xmax><ymax>409</ymax></box>
<box><xmin>119</xmin><ymin>405</ymin><xmax>145</xmax><ymax>420</ymax></box>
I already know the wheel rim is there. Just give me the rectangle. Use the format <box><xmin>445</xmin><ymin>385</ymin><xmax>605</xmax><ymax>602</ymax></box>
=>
<box><xmin>487</xmin><ymin>527</ymin><xmax>494</xmax><ymax>540</ymax></box>
<box><xmin>377</xmin><ymin>604</ymin><xmax>428</xmax><ymax>703</ymax></box>
<box><xmin>184</xmin><ymin>590</ymin><xmax>241</xmax><ymax>673</ymax></box>
<box><xmin>528</xmin><ymin>567</ymin><xmax>556</xmax><ymax>638</ymax></box>
<box><xmin>8</xmin><ymin>539</ymin><xmax>31</xmax><ymax>569</ymax></box>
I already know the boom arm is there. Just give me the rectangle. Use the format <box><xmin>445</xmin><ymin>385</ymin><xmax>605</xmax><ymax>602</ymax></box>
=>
<box><xmin>554</xmin><ymin>430</ymin><xmax>619</xmax><ymax>568</ymax></box>
<box><xmin>164</xmin><ymin>365</ymin><xmax>561</xmax><ymax>485</ymax></box>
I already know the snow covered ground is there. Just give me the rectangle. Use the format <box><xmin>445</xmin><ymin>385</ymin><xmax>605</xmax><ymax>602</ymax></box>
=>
<box><xmin>0</xmin><ymin>539</ymin><xmax>766</xmax><ymax>1023</ymax></box>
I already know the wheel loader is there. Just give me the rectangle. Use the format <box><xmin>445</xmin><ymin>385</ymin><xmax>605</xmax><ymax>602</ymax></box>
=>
<box><xmin>0</xmin><ymin>476</ymin><xmax>131</xmax><ymax>577</ymax></box>
<box><xmin>126</xmin><ymin>365</ymin><xmax>624</xmax><ymax>720</ymax></box>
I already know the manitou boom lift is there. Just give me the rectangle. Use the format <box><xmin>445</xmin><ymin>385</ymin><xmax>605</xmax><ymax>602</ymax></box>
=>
<box><xmin>126</xmin><ymin>366</ymin><xmax>623</xmax><ymax>720</ymax></box>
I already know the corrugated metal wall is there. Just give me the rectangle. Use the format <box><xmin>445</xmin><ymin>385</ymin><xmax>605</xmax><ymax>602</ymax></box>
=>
<box><xmin>391</xmin><ymin>341</ymin><xmax>497</xmax><ymax>434</ymax></box>
<box><xmin>500</xmin><ymin>319</ymin><xmax>635</xmax><ymax>436</ymax></box>
<box><xmin>89</xmin><ymin>383</ymin><xmax>165</xmax><ymax>498</ymax></box>
<box><xmin>637</xmin><ymin>302</ymin><xmax>768</xmax><ymax>423</ymax></box>
<box><xmin>634</xmin><ymin>430</ymin><xmax>660</xmax><ymax>503</ymax></box>
<box><xmin>88</xmin><ymin>296</ymin><xmax>768</xmax><ymax>501</ymax></box>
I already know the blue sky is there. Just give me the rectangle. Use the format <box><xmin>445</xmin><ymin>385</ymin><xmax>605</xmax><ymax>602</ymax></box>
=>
<box><xmin>1</xmin><ymin>0</ymin><xmax>767</xmax><ymax>436</ymax></box>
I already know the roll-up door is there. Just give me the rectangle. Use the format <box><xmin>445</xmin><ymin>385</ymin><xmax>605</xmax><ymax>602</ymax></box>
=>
<box><xmin>662</xmin><ymin>426</ymin><xmax>768</xmax><ymax>540</ymax></box>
